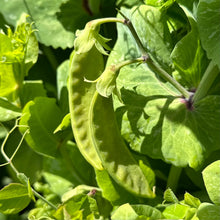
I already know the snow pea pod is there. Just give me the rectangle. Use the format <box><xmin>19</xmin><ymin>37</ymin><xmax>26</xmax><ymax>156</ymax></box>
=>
<box><xmin>69</xmin><ymin>47</ymin><xmax>104</xmax><ymax>170</ymax></box>
<box><xmin>89</xmin><ymin>92</ymin><xmax>155</xmax><ymax>198</ymax></box>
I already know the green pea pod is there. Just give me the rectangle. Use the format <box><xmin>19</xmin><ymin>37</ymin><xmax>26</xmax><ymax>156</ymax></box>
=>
<box><xmin>69</xmin><ymin>47</ymin><xmax>104</xmax><ymax>170</ymax></box>
<box><xmin>89</xmin><ymin>92</ymin><xmax>155</xmax><ymax>198</ymax></box>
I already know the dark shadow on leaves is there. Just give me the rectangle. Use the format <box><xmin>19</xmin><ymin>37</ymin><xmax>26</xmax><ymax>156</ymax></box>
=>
<box><xmin>116</xmin><ymin>87</ymin><xmax>174</xmax><ymax>159</ymax></box>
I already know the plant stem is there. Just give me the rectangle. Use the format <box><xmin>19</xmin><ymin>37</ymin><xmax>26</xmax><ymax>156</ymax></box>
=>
<box><xmin>32</xmin><ymin>189</ymin><xmax>57</xmax><ymax>210</ymax></box>
<box><xmin>0</xmin><ymin>123</ymin><xmax>57</xmax><ymax>210</ymax></box>
<box><xmin>146</xmin><ymin>60</ymin><xmax>190</xmax><ymax>99</ymax></box>
<box><xmin>118</xmin><ymin>10</ymin><xmax>190</xmax><ymax>99</ymax></box>
<box><xmin>193</xmin><ymin>61</ymin><xmax>219</xmax><ymax>103</ymax></box>
<box><xmin>116</xmin><ymin>57</ymin><xmax>146</xmax><ymax>69</ymax></box>
<box><xmin>166</xmin><ymin>165</ymin><xmax>182</xmax><ymax>193</ymax></box>
<box><xmin>92</xmin><ymin>17</ymin><xmax>125</xmax><ymax>25</ymax></box>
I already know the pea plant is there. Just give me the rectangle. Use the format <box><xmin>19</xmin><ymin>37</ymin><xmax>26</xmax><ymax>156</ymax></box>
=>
<box><xmin>0</xmin><ymin>0</ymin><xmax>220</xmax><ymax>219</ymax></box>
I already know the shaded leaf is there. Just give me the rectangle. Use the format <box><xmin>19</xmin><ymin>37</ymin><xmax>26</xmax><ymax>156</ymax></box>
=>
<box><xmin>171</xmin><ymin>6</ymin><xmax>209</xmax><ymax>89</ymax></box>
<box><xmin>20</xmin><ymin>80</ymin><xmax>47</xmax><ymax>107</ymax></box>
<box><xmin>0</xmin><ymin>183</ymin><xmax>31</xmax><ymax>214</ymax></box>
<box><xmin>19</xmin><ymin>97</ymin><xmax>63</xmax><ymax>157</ymax></box>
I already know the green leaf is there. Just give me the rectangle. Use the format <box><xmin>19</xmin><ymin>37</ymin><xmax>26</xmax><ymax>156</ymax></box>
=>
<box><xmin>0</xmin><ymin>0</ymin><xmax>74</xmax><ymax>49</ymax></box>
<box><xmin>162</xmin><ymin>203</ymin><xmax>190</xmax><ymax>219</ymax></box>
<box><xmin>0</xmin><ymin>98</ymin><xmax>21</xmax><ymax>122</ymax></box>
<box><xmin>202</xmin><ymin>160</ymin><xmax>220</xmax><ymax>205</ymax></box>
<box><xmin>43</xmin><ymin>141</ymin><xmax>95</xmax><ymax>187</ymax></box>
<box><xmin>43</xmin><ymin>172</ymin><xmax>73</xmax><ymax>197</ymax></box>
<box><xmin>197</xmin><ymin>203</ymin><xmax>220</xmax><ymax>220</ymax></box>
<box><xmin>132</xmin><ymin>205</ymin><xmax>162</xmax><ymax>219</ymax></box>
<box><xmin>130</xmin><ymin>5</ymin><xmax>173</xmax><ymax>73</ymax></box>
<box><xmin>163</xmin><ymin>188</ymin><xmax>179</xmax><ymax>203</ymax></box>
<box><xmin>19</xmin><ymin>97</ymin><xmax>63</xmax><ymax>157</ymax></box>
<box><xmin>0</xmin><ymin>183</ymin><xmax>31</xmax><ymax>214</ymax></box>
<box><xmin>56</xmin><ymin>0</ymin><xmax>97</xmax><ymax>33</ymax></box>
<box><xmin>111</xmin><ymin>203</ymin><xmax>139</xmax><ymax>220</ymax></box>
<box><xmin>162</xmin><ymin>96</ymin><xmax>220</xmax><ymax>169</ymax></box>
<box><xmin>20</xmin><ymin>80</ymin><xmax>47</xmax><ymax>107</ymax></box>
<box><xmin>54</xmin><ymin>113</ymin><xmax>71</xmax><ymax>134</ymax></box>
<box><xmin>0</xmin><ymin>13</ymin><xmax>38</xmax><ymax>98</ymax></box>
<box><xmin>171</xmin><ymin>5</ymin><xmax>209</xmax><ymax>89</ymax></box>
<box><xmin>184</xmin><ymin>192</ymin><xmax>201</xmax><ymax>208</ymax></box>
<box><xmin>197</xmin><ymin>0</ymin><xmax>220</xmax><ymax>69</ymax></box>
<box><xmin>110</xmin><ymin>9</ymin><xmax>220</xmax><ymax>170</ymax></box>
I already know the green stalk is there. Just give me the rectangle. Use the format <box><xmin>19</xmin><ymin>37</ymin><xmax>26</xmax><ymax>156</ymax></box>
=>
<box><xmin>166</xmin><ymin>165</ymin><xmax>182</xmax><ymax>193</ymax></box>
<box><xmin>117</xmin><ymin>10</ymin><xmax>190</xmax><ymax>99</ymax></box>
<box><xmin>193</xmin><ymin>61</ymin><xmax>219</xmax><ymax>103</ymax></box>
<box><xmin>115</xmin><ymin>57</ymin><xmax>146</xmax><ymax>69</ymax></box>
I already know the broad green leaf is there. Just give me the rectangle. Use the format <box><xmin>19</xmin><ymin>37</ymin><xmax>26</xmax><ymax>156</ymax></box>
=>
<box><xmin>20</xmin><ymin>80</ymin><xmax>47</xmax><ymax>107</ymax></box>
<box><xmin>171</xmin><ymin>6</ymin><xmax>209</xmax><ymax>89</ymax></box>
<box><xmin>111</xmin><ymin>203</ymin><xmax>139</xmax><ymax>220</ymax></box>
<box><xmin>0</xmin><ymin>0</ymin><xmax>75</xmax><ymax>49</ymax></box>
<box><xmin>202</xmin><ymin>160</ymin><xmax>220</xmax><ymax>205</ymax></box>
<box><xmin>0</xmin><ymin>183</ymin><xmax>31</xmax><ymax>214</ymax></box>
<box><xmin>19</xmin><ymin>97</ymin><xmax>63</xmax><ymax>157</ymax></box>
<box><xmin>162</xmin><ymin>96</ymin><xmax>220</xmax><ymax>169</ymax></box>
<box><xmin>197</xmin><ymin>0</ymin><xmax>220</xmax><ymax>69</ymax></box>
<box><xmin>162</xmin><ymin>203</ymin><xmax>190</xmax><ymax>219</ymax></box>
<box><xmin>43</xmin><ymin>172</ymin><xmax>73</xmax><ymax>197</ymax></box>
<box><xmin>43</xmin><ymin>141</ymin><xmax>95</xmax><ymax>187</ymax></box>
<box><xmin>110</xmin><ymin>9</ymin><xmax>220</xmax><ymax>169</ymax></box>
<box><xmin>197</xmin><ymin>203</ymin><xmax>220</xmax><ymax>220</ymax></box>
<box><xmin>130</xmin><ymin>5</ymin><xmax>173</xmax><ymax>73</ymax></box>
<box><xmin>0</xmin><ymin>98</ymin><xmax>21</xmax><ymax>122</ymax></box>
<box><xmin>56</xmin><ymin>0</ymin><xmax>97</xmax><ymax>33</ymax></box>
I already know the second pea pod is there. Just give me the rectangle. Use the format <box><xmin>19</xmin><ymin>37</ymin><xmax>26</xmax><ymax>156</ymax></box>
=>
<box><xmin>69</xmin><ymin>46</ymin><xmax>155</xmax><ymax>198</ymax></box>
